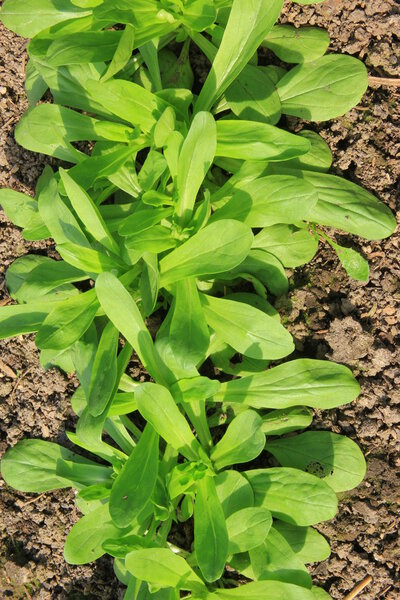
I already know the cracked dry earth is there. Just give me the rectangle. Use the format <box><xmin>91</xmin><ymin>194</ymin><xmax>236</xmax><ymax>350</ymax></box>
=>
<box><xmin>0</xmin><ymin>1</ymin><xmax>399</xmax><ymax>598</ymax></box>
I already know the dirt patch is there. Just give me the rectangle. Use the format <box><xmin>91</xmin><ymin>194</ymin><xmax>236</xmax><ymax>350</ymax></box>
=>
<box><xmin>1</xmin><ymin>1</ymin><xmax>400</xmax><ymax>598</ymax></box>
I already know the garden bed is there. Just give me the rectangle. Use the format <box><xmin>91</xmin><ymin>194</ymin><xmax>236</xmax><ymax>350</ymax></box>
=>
<box><xmin>0</xmin><ymin>1</ymin><xmax>399</xmax><ymax>598</ymax></box>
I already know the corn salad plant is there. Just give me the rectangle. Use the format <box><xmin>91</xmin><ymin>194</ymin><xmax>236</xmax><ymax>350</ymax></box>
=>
<box><xmin>0</xmin><ymin>0</ymin><xmax>396</xmax><ymax>599</ymax></box>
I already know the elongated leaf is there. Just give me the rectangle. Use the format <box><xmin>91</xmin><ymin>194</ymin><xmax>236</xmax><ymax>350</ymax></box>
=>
<box><xmin>158</xmin><ymin>279</ymin><xmax>210</xmax><ymax>371</ymax></box>
<box><xmin>35</xmin><ymin>290</ymin><xmax>98</xmax><ymax>351</ymax></box>
<box><xmin>1</xmin><ymin>0</ymin><xmax>91</xmax><ymax>37</ymax></box>
<box><xmin>87</xmin><ymin>79</ymin><xmax>170</xmax><ymax>132</ymax></box>
<box><xmin>159</xmin><ymin>220</ymin><xmax>253</xmax><ymax>287</ymax></box>
<box><xmin>226</xmin><ymin>507</ymin><xmax>272</xmax><ymax>554</ymax></box>
<box><xmin>263</xmin><ymin>25</ymin><xmax>330</xmax><ymax>63</ymax></box>
<box><xmin>330</xmin><ymin>242</ymin><xmax>369</xmax><ymax>281</ymax></box>
<box><xmin>215</xmin><ymin>470</ymin><xmax>255</xmax><ymax>519</ymax></box>
<box><xmin>195</xmin><ymin>475</ymin><xmax>229</xmax><ymax>582</ymax></box>
<box><xmin>0</xmin><ymin>189</ymin><xmax>48</xmax><ymax>240</ymax></box>
<box><xmin>60</xmin><ymin>168</ymin><xmax>120</xmax><ymax>254</ymax></box>
<box><xmin>248</xmin><ymin>527</ymin><xmax>312</xmax><ymax>588</ymax></box>
<box><xmin>140</xmin><ymin>252</ymin><xmax>159</xmax><ymax>316</ymax></box>
<box><xmin>175</xmin><ymin>111</ymin><xmax>216</xmax><ymax>225</ymax></box>
<box><xmin>47</xmin><ymin>30</ymin><xmax>122</xmax><ymax>66</ymax></box>
<box><xmin>246</xmin><ymin>467</ymin><xmax>338</xmax><ymax>525</ymax></box>
<box><xmin>216</xmin><ymin>120</ymin><xmax>310</xmax><ymax>161</ymax></box>
<box><xmin>266</xmin><ymin>431</ymin><xmax>366</xmax><ymax>492</ymax></box>
<box><xmin>15</xmin><ymin>104</ymin><xmax>134</xmax><ymax>163</ymax></box>
<box><xmin>87</xmin><ymin>322</ymin><xmax>119</xmax><ymax>417</ymax></box>
<box><xmin>273</xmin><ymin>521</ymin><xmax>331</xmax><ymax>564</ymax></box>
<box><xmin>201</xmin><ymin>294</ymin><xmax>294</xmax><ymax>360</ymax></box>
<box><xmin>195</xmin><ymin>0</ymin><xmax>284</xmax><ymax>111</ymax></box>
<box><xmin>254</xmin><ymin>224</ymin><xmax>318</xmax><ymax>268</ymax></box>
<box><xmin>38</xmin><ymin>174</ymin><xmax>89</xmax><ymax>247</ymax></box>
<box><xmin>282</xmin><ymin>130</ymin><xmax>332</xmax><ymax>172</ymax></box>
<box><xmin>0</xmin><ymin>301</ymin><xmax>56</xmax><ymax>339</ymax></box>
<box><xmin>262</xmin><ymin>407</ymin><xmax>313</xmax><ymax>436</ymax></box>
<box><xmin>1</xmin><ymin>439</ymin><xmax>108</xmax><ymax>492</ymax></box>
<box><xmin>215</xmin><ymin>580</ymin><xmax>316</xmax><ymax>600</ymax></box>
<box><xmin>277</xmin><ymin>54</ymin><xmax>368</xmax><ymax>120</ymax></box>
<box><xmin>211</xmin><ymin>410</ymin><xmax>265</xmax><ymax>470</ymax></box>
<box><xmin>212</xmin><ymin>175</ymin><xmax>317</xmax><ymax>227</ymax></box>
<box><xmin>110</xmin><ymin>424</ymin><xmax>159</xmax><ymax>527</ymax></box>
<box><xmin>56</xmin><ymin>243</ymin><xmax>123</xmax><ymax>274</ymax></box>
<box><xmin>95</xmin><ymin>272</ymin><xmax>171</xmax><ymax>385</ymax></box>
<box><xmin>64</xmin><ymin>502</ymin><xmax>124</xmax><ymax>564</ymax></box>
<box><xmin>102</xmin><ymin>24</ymin><xmax>135</xmax><ymax>81</ymax></box>
<box><xmin>216</xmin><ymin>359</ymin><xmax>360</xmax><ymax>409</ymax></box>
<box><xmin>301</xmin><ymin>170</ymin><xmax>396</xmax><ymax>240</ymax></box>
<box><xmin>135</xmin><ymin>383</ymin><xmax>201</xmax><ymax>461</ymax></box>
<box><xmin>125</xmin><ymin>548</ymin><xmax>206</xmax><ymax>593</ymax></box>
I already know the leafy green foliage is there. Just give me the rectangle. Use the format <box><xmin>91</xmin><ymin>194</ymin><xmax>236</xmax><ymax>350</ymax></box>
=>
<box><xmin>0</xmin><ymin>0</ymin><xmax>395</xmax><ymax>598</ymax></box>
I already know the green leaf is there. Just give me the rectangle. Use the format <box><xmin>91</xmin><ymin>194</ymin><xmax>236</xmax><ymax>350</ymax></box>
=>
<box><xmin>330</xmin><ymin>242</ymin><xmax>369</xmax><ymax>281</ymax></box>
<box><xmin>216</xmin><ymin>120</ymin><xmax>310</xmax><ymax>161</ymax></box>
<box><xmin>87</xmin><ymin>322</ymin><xmax>119</xmax><ymax>417</ymax></box>
<box><xmin>282</xmin><ymin>130</ymin><xmax>332</xmax><ymax>172</ymax></box>
<box><xmin>181</xmin><ymin>0</ymin><xmax>217</xmax><ymax>31</ymax></box>
<box><xmin>225</xmin><ymin>64</ymin><xmax>281</xmax><ymax>125</ymax></box>
<box><xmin>135</xmin><ymin>383</ymin><xmax>201</xmax><ymax>461</ymax></box>
<box><xmin>223</xmin><ymin>249</ymin><xmax>289</xmax><ymax>297</ymax></box>
<box><xmin>226</xmin><ymin>507</ymin><xmax>272</xmax><ymax>554</ymax></box>
<box><xmin>194</xmin><ymin>475</ymin><xmax>229</xmax><ymax>582</ymax></box>
<box><xmin>195</xmin><ymin>0</ymin><xmax>284</xmax><ymax>112</ymax></box>
<box><xmin>60</xmin><ymin>168</ymin><xmax>120</xmax><ymax>254</ymax></box>
<box><xmin>0</xmin><ymin>301</ymin><xmax>55</xmax><ymax>339</ymax></box>
<box><xmin>56</xmin><ymin>243</ymin><xmax>124</xmax><ymax>274</ymax></box>
<box><xmin>38</xmin><ymin>173</ymin><xmax>89</xmax><ymax>247</ymax></box>
<box><xmin>266</xmin><ymin>431</ymin><xmax>366</xmax><ymax>492</ymax></box>
<box><xmin>15</xmin><ymin>104</ymin><xmax>134</xmax><ymax>163</ymax></box>
<box><xmin>64</xmin><ymin>502</ymin><xmax>124</xmax><ymax>564</ymax></box>
<box><xmin>125</xmin><ymin>548</ymin><xmax>206</xmax><ymax>593</ymax></box>
<box><xmin>102</xmin><ymin>24</ymin><xmax>135</xmax><ymax>81</ymax></box>
<box><xmin>215</xmin><ymin>470</ymin><xmax>255</xmax><ymax>518</ymax></box>
<box><xmin>263</xmin><ymin>25</ymin><xmax>330</xmax><ymax>63</ymax></box>
<box><xmin>118</xmin><ymin>207</ymin><xmax>173</xmax><ymax>237</ymax></box>
<box><xmin>1</xmin><ymin>439</ymin><xmax>107</xmax><ymax>493</ymax></box>
<box><xmin>276</xmin><ymin>55</ymin><xmax>368</xmax><ymax>120</ymax></box>
<box><xmin>300</xmin><ymin>170</ymin><xmax>397</xmax><ymax>240</ymax></box>
<box><xmin>262</xmin><ymin>407</ymin><xmax>313</xmax><ymax>436</ymax></box>
<box><xmin>273</xmin><ymin>521</ymin><xmax>331</xmax><ymax>564</ymax></box>
<box><xmin>201</xmin><ymin>294</ymin><xmax>294</xmax><ymax>360</ymax></box>
<box><xmin>140</xmin><ymin>252</ymin><xmax>159</xmax><ymax>316</ymax></box>
<box><xmin>211</xmin><ymin>410</ymin><xmax>265</xmax><ymax>470</ymax></box>
<box><xmin>216</xmin><ymin>359</ymin><xmax>360</xmax><ymax>409</ymax></box>
<box><xmin>248</xmin><ymin>527</ymin><xmax>312</xmax><ymax>588</ymax></box>
<box><xmin>95</xmin><ymin>272</ymin><xmax>170</xmax><ymax>385</ymax></box>
<box><xmin>175</xmin><ymin>111</ymin><xmax>216</xmax><ymax>226</ymax></box>
<box><xmin>0</xmin><ymin>189</ymin><xmax>48</xmax><ymax>240</ymax></box>
<box><xmin>0</xmin><ymin>0</ymin><xmax>91</xmax><ymax>37</ymax></box>
<box><xmin>214</xmin><ymin>580</ymin><xmax>316</xmax><ymax>600</ymax></box>
<box><xmin>6</xmin><ymin>255</ymin><xmax>85</xmax><ymax>303</ymax></box>
<box><xmin>211</xmin><ymin>175</ymin><xmax>318</xmax><ymax>227</ymax></box>
<box><xmin>110</xmin><ymin>424</ymin><xmax>159</xmax><ymax>527</ymax></box>
<box><xmin>253</xmin><ymin>225</ymin><xmax>318</xmax><ymax>268</ymax></box>
<box><xmin>159</xmin><ymin>220</ymin><xmax>253</xmax><ymax>286</ymax></box>
<box><xmin>158</xmin><ymin>278</ymin><xmax>210</xmax><ymax>371</ymax></box>
<box><xmin>47</xmin><ymin>30</ymin><xmax>121</xmax><ymax>67</ymax></box>
<box><xmin>245</xmin><ymin>467</ymin><xmax>338</xmax><ymax>525</ymax></box>
<box><xmin>35</xmin><ymin>290</ymin><xmax>98</xmax><ymax>351</ymax></box>
<box><xmin>87</xmin><ymin>79</ymin><xmax>170</xmax><ymax>133</ymax></box>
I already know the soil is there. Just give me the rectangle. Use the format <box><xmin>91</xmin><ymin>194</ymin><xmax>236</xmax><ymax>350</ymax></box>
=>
<box><xmin>0</xmin><ymin>1</ymin><xmax>399</xmax><ymax>599</ymax></box>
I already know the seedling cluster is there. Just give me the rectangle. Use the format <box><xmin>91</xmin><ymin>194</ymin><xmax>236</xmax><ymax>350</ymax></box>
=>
<box><xmin>0</xmin><ymin>0</ymin><xmax>396</xmax><ymax>598</ymax></box>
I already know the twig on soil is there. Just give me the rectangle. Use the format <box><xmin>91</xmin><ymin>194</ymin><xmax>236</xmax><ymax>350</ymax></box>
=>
<box><xmin>369</xmin><ymin>76</ymin><xmax>400</xmax><ymax>87</ymax></box>
<box><xmin>22</xmin><ymin>493</ymin><xmax>45</xmax><ymax>507</ymax></box>
<box><xmin>344</xmin><ymin>575</ymin><xmax>373</xmax><ymax>600</ymax></box>
<box><xmin>0</xmin><ymin>358</ymin><xmax>17</xmax><ymax>379</ymax></box>
<box><xmin>23</xmin><ymin>586</ymin><xmax>33</xmax><ymax>600</ymax></box>
<box><xmin>8</xmin><ymin>367</ymin><xmax>32</xmax><ymax>402</ymax></box>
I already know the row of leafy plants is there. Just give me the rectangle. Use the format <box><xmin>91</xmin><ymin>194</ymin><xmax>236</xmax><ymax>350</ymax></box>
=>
<box><xmin>0</xmin><ymin>0</ymin><xmax>396</xmax><ymax>599</ymax></box>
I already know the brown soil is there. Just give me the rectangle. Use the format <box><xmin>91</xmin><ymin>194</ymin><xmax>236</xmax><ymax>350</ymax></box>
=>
<box><xmin>0</xmin><ymin>1</ymin><xmax>399</xmax><ymax>598</ymax></box>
